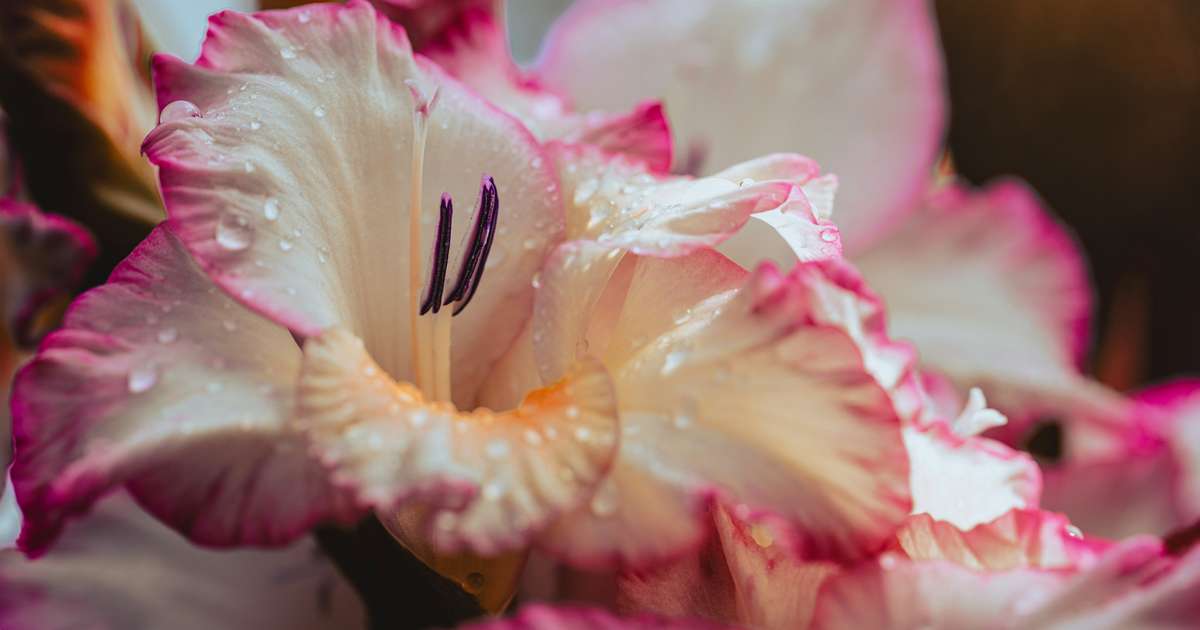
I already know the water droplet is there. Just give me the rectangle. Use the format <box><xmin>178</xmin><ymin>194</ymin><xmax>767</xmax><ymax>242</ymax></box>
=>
<box><xmin>160</xmin><ymin>100</ymin><xmax>200</xmax><ymax>123</ymax></box>
<box><xmin>661</xmin><ymin>350</ymin><xmax>689</xmax><ymax>375</ymax></box>
<box><xmin>530</xmin><ymin>156</ymin><xmax>543</xmax><ymax>169</ymax></box>
<box><xmin>574</xmin><ymin>427</ymin><xmax>592</xmax><ymax>442</ymax></box>
<box><xmin>297</xmin><ymin>10</ymin><xmax>311</xmax><ymax>23</ymax></box>
<box><xmin>1066</xmin><ymin>525</ymin><xmax>1083</xmax><ymax>539</ymax></box>
<box><xmin>590</xmin><ymin>491</ymin><xmax>617</xmax><ymax>517</ymax></box>
<box><xmin>522</xmin><ymin>237</ymin><xmax>540</xmax><ymax>251</ymax></box>
<box><xmin>523</xmin><ymin>429</ymin><xmax>543</xmax><ymax>446</ymax></box>
<box><xmin>249</xmin><ymin>120</ymin><xmax>262</xmax><ymax>131</ymax></box>
<box><xmin>278</xmin><ymin>239</ymin><xmax>294</xmax><ymax>252</ymax></box>
<box><xmin>215</xmin><ymin>213</ymin><xmax>253</xmax><ymax>251</ymax></box>
<box><xmin>156</xmin><ymin>327</ymin><xmax>178</xmax><ymax>344</ymax></box>
<box><xmin>409</xmin><ymin>409</ymin><xmax>428</xmax><ymax>427</ymax></box>
<box><xmin>482</xmin><ymin>482</ymin><xmax>504</xmax><ymax>501</ymax></box>
<box><xmin>127</xmin><ymin>365</ymin><xmax>158</xmax><ymax>393</ymax></box>
<box><xmin>280</xmin><ymin>46</ymin><xmax>297</xmax><ymax>60</ymax></box>
<box><xmin>531</xmin><ymin>273</ymin><xmax>542</xmax><ymax>289</ymax></box>
<box><xmin>749</xmin><ymin>523</ymin><xmax>775</xmax><ymax>548</ymax></box>
<box><xmin>565</xmin><ymin>405</ymin><xmax>580</xmax><ymax>419</ymax></box>
<box><xmin>312</xmin><ymin>106</ymin><xmax>326</xmax><ymax>118</ymax></box>
<box><xmin>819</xmin><ymin>228</ymin><xmax>838</xmax><ymax>243</ymax></box>
<box><xmin>673</xmin><ymin>308</ymin><xmax>692</xmax><ymax>325</ymax></box>
<box><xmin>263</xmin><ymin>198</ymin><xmax>280</xmax><ymax>221</ymax></box>
<box><xmin>243</xmin><ymin>161</ymin><xmax>256</xmax><ymax>173</ymax></box>
<box><xmin>573</xmin><ymin>178</ymin><xmax>599</xmax><ymax>205</ymax></box>
<box><xmin>486</xmin><ymin>439</ymin><xmax>510</xmax><ymax>459</ymax></box>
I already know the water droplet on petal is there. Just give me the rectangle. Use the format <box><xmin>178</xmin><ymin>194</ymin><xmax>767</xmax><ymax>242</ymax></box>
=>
<box><xmin>820</xmin><ymin>228</ymin><xmax>838</xmax><ymax>243</ymax></box>
<box><xmin>156</xmin><ymin>327</ymin><xmax>178</xmax><ymax>344</ymax></box>
<box><xmin>531</xmin><ymin>273</ymin><xmax>542</xmax><ymax>289</ymax></box>
<box><xmin>280</xmin><ymin>46</ymin><xmax>297</xmax><ymax>59</ymax></box>
<box><xmin>215</xmin><ymin>213</ymin><xmax>253</xmax><ymax>251</ymax></box>
<box><xmin>482</xmin><ymin>482</ymin><xmax>504</xmax><ymax>501</ymax></box>
<box><xmin>160</xmin><ymin>100</ymin><xmax>200</xmax><ymax>123</ymax></box>
<box><xmin>486</xmin><ymin>439</ymin><xmax>510</xmax><ymax>459</ymax></box>
<box><xmin>263</xmin><ymin>198</ymin><xmax>280</xmax><ymax>221</ymax></box>
<box><xmin>278</xmin><ymin>239</ymin><xmax>294</xmax><ymax>252</ymax></box>
<box><xmin>297</xmin><ymin>10</ymin><xmax>311</xmax><ymax>23</ymax></box>
<box><xmin>249</xmin><ymin>120</ymin><xmax>262</xmax><ymax>131</ymax></box>
<box><xmin>127</xmin><ymin>365</ymin><xmax>158</xmax><ymax>393</ymax></box>
<box><xmin>589</xmin><ymin>482</ymin><xmax>617</xmax><ymax>517</ymax></box>
<box><xmin>312</xmin><ymin>106</ymin><xmax>326</xmax><ymax>118</ymax></box>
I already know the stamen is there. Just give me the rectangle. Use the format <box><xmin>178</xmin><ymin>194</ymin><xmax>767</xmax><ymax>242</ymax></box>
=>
<box><xmin>443</xmin><ymin>176</ymin><xmax>499</xmax><ymax>316</ymax></box>
<box><xmin>419</xmin><ymin>194</ymin><xmax>454</xmax><ymax>315</ymax></box>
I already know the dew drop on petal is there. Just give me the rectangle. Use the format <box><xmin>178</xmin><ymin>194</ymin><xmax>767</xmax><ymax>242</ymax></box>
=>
<box><xmin>215</xmin><ymin>213</ymin><xmax>253</xmax><ymax>251</ymax></box>
<box><xmin>819</xmin><ymin>228</ymin><xmax>838</xmax><ymax>243</ymax></box>
<box><xmin>531</xmin><ymin>273</ymin><xmax>542</xmax><ymax>289</ymax></box>
<box><xmin>589</xmin><ymin>482</ymin><xmax>618</xmax><ymax>517</ymax></box>
<box><xmin>280</xmin><ymin>46</ymin><xmax>297</xmax><ymax>60</ymax></box>
<box><xmin>312</xmin><ymin>106</ymin><xmax>326</xmax><ymax>118</ymax></box>
<box><xmin>156</xmin><ymin>327</ymin><xmax>178</xmax><ymax>344</ymax></box>
<box><xmin>127</xmin><ymin>365</ymin><xmax>158</xmax><ymax>393</ymax></box>
<box><xmin>278</xmin><ymin>239</ymin><xmax>294</xmax><ymax>252</ymax></box>
<box><xmin>249</xmin><ymin>120</ymin><xmax>262</xmax><ymax>131</ymax></box>
<box><xmin>263</xmin><ymin>198</ymin><xmax>280</xmax><ymax>221</ymax></box>
<box><xmin>486</xmin><ymin>439</ymin><xmax>510</xmax><ymax>459</ymax></box>
<box><xmin>482</xmin><ymin>482</ymin><xmax>503</xmax><ymax>501</ymax></box>
<box><xmin>160</xmin><ymin>100</ymin><xmax>200</xmax><ymax>123</ymax></box>
<box><xmin>297</xmin><ymin>10</ymin><xmax>311</xmax><ymax>23</ymax></box>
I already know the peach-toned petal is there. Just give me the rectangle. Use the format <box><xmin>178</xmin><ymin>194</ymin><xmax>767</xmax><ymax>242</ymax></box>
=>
<box><xmin>143</xmin><ymin>1</ymin><xmax>561</xmax><ymax>403</ymax></box>
<box><xmin>537</xmin><ymin>0</ymin><xmax>945</xmax><ymax>249</ymax></box>
<box><xmin>10</xmin><ymin>227</ymin><xmax>354</xmax><ymax>555</ymax></box>
<box><xmin>540</xmin><ymin>255</ymin><xmax>910</xmax><ymax>567</ymax></box>
<box><xmin>905</xmin><ymin>421</ymin><xmax>1041</xmax><ymax>530</ymax></box>
<box><xmin>893</xmin><ymin>510</ymin><xmax>1100</xmax><ymax>571</ymax></box>
<box><xmin>0</xmin><ymin>493</ymin><xmax>364</xmax><ymax>630</ymax></box>
<box><xmin>297</xmin><ymin>327</ymin><xmax>619</xmax><ymax>556</ymax></box>
<box><xmin>853</xmin><ymin>180</ymin><xmax>1130</xmax><ymax>430</ymax></box>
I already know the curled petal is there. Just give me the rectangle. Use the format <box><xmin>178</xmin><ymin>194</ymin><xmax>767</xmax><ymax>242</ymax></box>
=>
<box><xmin>893</xmin><ymin>510</ymin><xmax>1101</xmax><ymax>572</ymax></box>
<box><xmin>537</xmin><ymin>0</ymin><xmax>945</xmax><ymax>249</ymax></box>
<box><xmin>539</xmin><ymin>253</ymin><xmax>910</xmax><ymax>567</ymax></box>
<box><xmin>553</xmin><ymin>144</ymin><xmax>832</xmax><ymax>260</ymax></box>
<box><xmin>297</xmin><ymin>327</ymin><xmax>620</xmax><ymax>556</ymax></box>
<box><xmin>853</xmin><ymin>180</ymin><xmax>1130</xmax><ymax>430</ymax></box>
<box><xmin>905</xmin><ymin>421</ymin><xmax>1041</xmax><ymax>530</ymax></box>
<box><xmin>0</xmin><ymin>493</ymin><xmax>365</xmax><ymax>630</ymax></box>
<box><xmin>142</xmin><ymin>0</ymin><xmax>561</xmax><ymax>402</ymax></box>
<box><xmin>10</xmin><ymin>227</ymin><xmax>354</xmax><ymax>555</ymax></box>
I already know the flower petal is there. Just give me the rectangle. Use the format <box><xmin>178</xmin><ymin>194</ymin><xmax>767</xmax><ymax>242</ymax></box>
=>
<box><xmin>142</xmin><ymin>1</ymin><xmax>561</xmax><ymax>403</ymax></box>
<box><xmin>0</xmin><ymin>200</ymin><xmax>98</xmax><ymax>347</ymax></box>
<box><xmin>10</xmin><ymin>227</ymin><xmax>353</xmax><ymax>555</ymax></box>
<box><xmin>552</xmin><ymin>144</ymin><xmax>828</xmax><ymax>259</ymax></box>
<box><xmin>459</xmin><ymin>603</ymin><xmax>732</xmax><ymax>630</ymax></box>
<box><xmin>404</xmin><ymin>4</ymin><xmax>673</xmax><ymax>171</ymax></box>
<box><xmin>893</xmin><ymin>510</ymin><xmax>1099</xmax><ymax>571</ymax></box>
<box><xmin>904</xmin><ymin>421</ymin><xmax>1041</xmax><ymax>530</ymax></box>
<box><xmin>539</xmin><ymin>254</ymin><xmax>910</xmax><ymax>567</ymax></box>
<box><xmin>0</xmin><ymin>0</ymin><xmax>163</xmax><ymax>233</ymax></box>
<box><xmin>1042</xmin><ymin>380</ymin><xmax>1200</xmax><ymax>539</ymax></box>
<box><xmin>812</xmin><ymin>538</ymin><xmax>1198</xmax><ymax>630</ymax></box>
<box><xmin>0</xmin><ymin>492</ymin><xmax>365</xmax><ymax>630</ymax></box>
<box><xmin>297</xmin><ymin>327</ymin><xmax>619</xmax><ymax>556</ymax></box>
<box><xmin>852</xmin><ymin>180</ymin><xmax>1130</xmax><ymax>429</ymax></box>
<box><xmin>536</xmin><ymin>0</ymin><xmax>945</xmax><ymax>249</ymax></box>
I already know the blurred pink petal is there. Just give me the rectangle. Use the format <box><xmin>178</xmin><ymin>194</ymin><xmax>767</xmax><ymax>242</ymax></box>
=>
<box><xmin>536</xmin><ymin>0</ymin><xmax>945</xmax><ymax>250</ymax></box>
<box><xmin>0</xmin><ymin>492</ymin><xmax>364</xmax><ymax>630</ymax></box>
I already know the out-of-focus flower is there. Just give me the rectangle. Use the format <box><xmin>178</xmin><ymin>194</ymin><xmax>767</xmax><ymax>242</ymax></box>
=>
<box><xmin>0</xmin><ymin>492</ymin><xmax>365</xmax><ymax>630</ymax></box>
<box><xmin>1043</xmin><ymin>380</ymin><xmax>1200</xmax><ymax>539</ymax></box>
<box><xmin>458</xmin><ymin>603</ymin><xmax>731</xmax><ymax>630</ymax></box>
